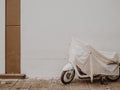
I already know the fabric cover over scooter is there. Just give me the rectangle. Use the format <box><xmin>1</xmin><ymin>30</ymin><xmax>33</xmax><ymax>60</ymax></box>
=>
<box><xmin>69</xmin><ymin>38</ymin><xmax>119</xmax><ymax>82</ymax></box>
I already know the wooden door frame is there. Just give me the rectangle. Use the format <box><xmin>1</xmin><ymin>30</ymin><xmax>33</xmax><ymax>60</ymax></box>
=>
<box><xmin>0</xmin><ymin>0</ymin><xmax>25</xmax><ymax>79</ymax></box>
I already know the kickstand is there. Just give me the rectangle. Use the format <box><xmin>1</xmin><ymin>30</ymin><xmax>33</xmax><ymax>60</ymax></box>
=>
<box><xmin>100</xmin><ymin>75</ymin><xmax>108</xmax><ymax>85</ymax></box>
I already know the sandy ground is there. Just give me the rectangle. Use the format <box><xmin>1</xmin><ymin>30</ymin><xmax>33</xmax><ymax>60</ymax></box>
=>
<box><xmin>0</xmin><ymin>78</ymin><xmax>120</xmax><ymax>90</ymax></box>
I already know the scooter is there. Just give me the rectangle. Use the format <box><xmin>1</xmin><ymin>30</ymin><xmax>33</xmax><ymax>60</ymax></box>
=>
<box><xmin>61</xmin><ymin>39</ymin><xmax>120</xmax><ymax>84</ymax></box>
<box><xmin>61</xmin><ymin>62</ymin><xmax>120</xmax><ymax>84</ymax></box>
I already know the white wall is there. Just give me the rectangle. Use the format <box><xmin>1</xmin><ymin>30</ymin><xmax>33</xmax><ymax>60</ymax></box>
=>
<box><xmin>21</xmin><ymin>0</ymin><xmax>120</xmax><ymax>78</ymax></box>
<box><xmin>0</xmin><ymin>0</ymin><xmax>5</xmax><ymax>73</ymax></box>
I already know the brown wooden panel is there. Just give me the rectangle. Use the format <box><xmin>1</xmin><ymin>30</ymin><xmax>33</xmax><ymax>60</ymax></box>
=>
<box><xmin>6</xmin><ymin>26</ymin><xmax>20</xmax><ymax>74</ymax></box>
<box><xmin>6</xmin><ymin>0</ymin><xmax>20</xmax><ymax>25</ymax></box>
<box><xmin>0</xmin><ymin>74</ymin><xmax>26</xmax><ymax>79</ymax></box>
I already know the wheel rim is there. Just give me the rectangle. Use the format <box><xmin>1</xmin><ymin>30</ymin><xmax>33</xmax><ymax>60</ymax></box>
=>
<box><xmin>107</xmin><ymin>75</ymin><xmax>119</xmax><ymax>80</ymax></box>
<box><xmin>64</xmin><ymin>70</ymin><xmax>74</xmax><ymax>82</ymax></box>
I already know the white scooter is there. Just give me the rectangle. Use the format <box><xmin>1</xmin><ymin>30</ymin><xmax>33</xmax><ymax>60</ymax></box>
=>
<box><xmin>61</xmin><ymin>39</ymin><xmax>120</xmax><ymax>84</ymax></box>
<box><xmin>61</xmin><ymin>62</ymin><xmax>120</xmax><ymax>84</ymax></box>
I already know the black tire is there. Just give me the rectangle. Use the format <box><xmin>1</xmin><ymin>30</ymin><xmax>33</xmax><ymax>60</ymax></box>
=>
<box><xmin>106</xmin><ymin>67</ymin><xmax>120</xmax><ymax>82</ymax></box>
<box><xmin>61</xmin><ymin>69</ymin><xmax>75</xmax><ymax>84</ymax></box>
<box><xmin>106</xmin><ymin>75</ymin><xmax>120</xmax><ymax>82</ymax></box>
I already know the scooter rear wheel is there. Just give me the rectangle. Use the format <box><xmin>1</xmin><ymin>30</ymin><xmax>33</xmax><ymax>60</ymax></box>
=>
<box><xmin>106</xmin><ymin>66</ymin><xmax>120</xmax><ymax>82</ymax></box>
<box><xmin>106</xmin><ymin>75</ymin><xmax>120</xmax><ymax>82</ymax></box>
<box><xmin>61</xmin><ymin>69</ymin><xmax>75</xmax><ymax>84</ymax></box>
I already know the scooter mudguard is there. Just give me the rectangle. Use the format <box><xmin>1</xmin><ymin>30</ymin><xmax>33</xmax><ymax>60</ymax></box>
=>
<box><xmin>62</xmin><ymin>63</ymin><xmax>74</xmax><ymax>71</ymax></box>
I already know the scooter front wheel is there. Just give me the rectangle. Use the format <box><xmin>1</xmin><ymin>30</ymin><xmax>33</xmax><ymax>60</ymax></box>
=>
<box><xmin>61</xmin><ymin>69</ymin><xmax>75</xmax><ymax>84</ymax></box>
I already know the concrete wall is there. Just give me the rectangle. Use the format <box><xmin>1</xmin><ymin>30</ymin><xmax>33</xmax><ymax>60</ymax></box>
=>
<box><xmin>21</xmin><ymin>0</ymin><xmax>120</xmax><ymax>78</ymax></box>
<box><xmin>0</xmin><ymin>0</ymin><xmax>5</xmax><ymax>73</ymax></box>
<box><xmin>0</xmin><ymin>0</ymin><xmax>119</xmax><ymax>79</ymax></box>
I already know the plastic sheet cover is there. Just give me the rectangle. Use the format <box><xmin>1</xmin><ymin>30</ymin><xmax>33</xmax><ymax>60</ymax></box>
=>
<box><xmin>68</xmin><ymin>38</ymin><xmax>119</xmax><ymax>81</ymax></box>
